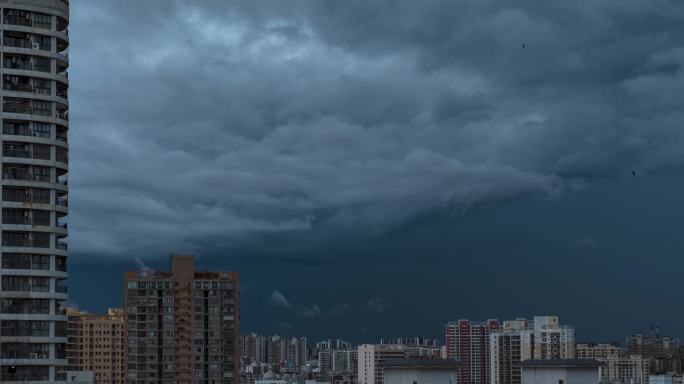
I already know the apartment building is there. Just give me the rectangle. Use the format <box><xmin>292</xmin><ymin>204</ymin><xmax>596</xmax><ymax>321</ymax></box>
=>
<box><xmin>358</xmin><ymin>344</ymin><xmax>407</xmax><ymax>384</ymax></box>
<box><xmin>446</xmin><ymin>319</ymin><xmax>500</xmax><ymax>384</ymax></box>
<box><xmin>1</xmin><ymin>0</ymin><xmax>70</xmax><ymax>382</ymax></box>
<box><xmin>65</xmin><ymin>308</ymin><xmax>125</xmax><ymax>384</ymax></box>
<box><xmin>124</xmin><ymin>255</ymin><xmax>240</xmax><ymax>384</ymax></box>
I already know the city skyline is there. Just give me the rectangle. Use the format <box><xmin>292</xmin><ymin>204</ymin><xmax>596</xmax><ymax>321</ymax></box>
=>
<box><xmin>26</xmin><ymin>0</ymin><xmax>684</xmax><ymax>343</ymax></box>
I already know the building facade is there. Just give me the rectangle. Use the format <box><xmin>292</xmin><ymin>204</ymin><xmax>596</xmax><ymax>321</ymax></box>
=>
<box><xmin>124</xmin><ymin>255</ymin><xmax>240</xmax><ymax>384</ymax></box>
<box><xmin>446</xmin><ymin>319</ymin><xmax>500</xmax><ymax>384</ymax></box>
<box><xmin>521</xmin><ymin>360</ymin><xmax>602</xmax><ymax>384</ymax></box>
<box><xmin>490</xmin><ymin>316</ymin><xmax>575</xmax><ymax>384</ymax></box>
<box><xmin>358</xmin><ymin>344</ymin><xmax>407</xmax><ymax>384</ymax></box>
<box><xmin>65</xmin><ymin>307</ymin><xmax>125</xmax><ymax>384</ymax></box>
<box><xmin>601</xmin><ymin>355</ymin><xmax>650</xmax><ymax>384</ymax></box>
<box><xmin>490</xmin><ymin>319</ymin><xmax>534</xmax><ymax>384</ymax></box>
<box><xmin>0</xmin><ymin>0</ymin><xmax>70</xmax><ymax>382</ymax></box>
<box><xmin>381</xmin><ymin>360</ymin><xmax>461</xmax><ymax>384</ymax></box>
<box><xmin>532</xmin><ymin>316</ymin><xmax>575</xmax><ymax>360</ymax></box>
<box><xmin>575</xmin><ymin>343</ymin><xmax>623</xmax><ymax>360</ymax></box>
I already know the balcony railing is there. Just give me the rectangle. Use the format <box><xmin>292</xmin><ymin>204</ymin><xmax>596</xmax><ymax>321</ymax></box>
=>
<box><xmin>3</xmin><ymin>15</ymin><xmax>32</xmax><ymax>27</ymax></box>
<box><xmin>4</xmin><ymin>82</ymin><xmax>32</xmax><ymax>92</ymax></box>
<box><xmin>3</xmin><ymin>172</ymin><xmax>51</xmax><ymax>182</ymax></box>
<box><xmin>3</xmin><ymin>148</ymin><xmax>30</xmax><ymax>158</ymax></box>
<box><xmin>2</xmin><ymin>238</ymin><xmax>50</xmax><ymax>248</ymax></box>
<box><xmin>4</xmin><ymin>61</ymin><xmax>32</xmax><ymax>70</ymax></box>
<box><xmin>56</xmin><ymin>241</ymin><xmax>67</xmax><ymax>250</ymax></box>
<box><xmin>3</xmin><ymin>37</ymin><xmax>51</xmax><ymax>51</ymax></box>
<box><xmin>56</xmin><ymin>285</ymin><xmax>68</xmax><ymax>293</ymax></box>
<box><xmin>57</xmin><ymin>111</ymin><xmax>68</xmax><ymax>120</ymax></box>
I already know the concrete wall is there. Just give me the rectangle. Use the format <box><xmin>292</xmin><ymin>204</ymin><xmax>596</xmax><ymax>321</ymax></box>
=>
<box><xmin>522</xmin><ymin>367</ymin><xmax>599</xmax><ymax>384</ymax></box>
<box><xmin>384</xmin><ymin>368</ymin><xmax>459</xmax><ymax>384</ymax></box>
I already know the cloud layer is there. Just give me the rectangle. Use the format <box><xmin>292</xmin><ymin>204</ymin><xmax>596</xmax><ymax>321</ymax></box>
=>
<box><xmin>67</xmin><ymin>0</ymin><xmax>684</xmax><ymax>259</ymax></box>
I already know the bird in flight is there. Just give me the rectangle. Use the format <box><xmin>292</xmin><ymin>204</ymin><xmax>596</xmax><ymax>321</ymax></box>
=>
<box><xmin>632</xmin><ymin>169</ymin><xmax>637</xmax><ymax>178</ymax></box>
<box><xmin>522</xmin><ymin>43</ymin><xmax>526</xmax><ymax>48</ymax></box>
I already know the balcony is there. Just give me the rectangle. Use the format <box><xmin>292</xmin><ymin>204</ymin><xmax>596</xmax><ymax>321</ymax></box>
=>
<box><xmin>3</xmin><ymin>148</ymin><xmax>31</xmax><ymax>158</ymax></box>
<box><xmin>56</xmin><ymin>241</ymin><xmax>67</xmax><ymax>250</ymax></box>
<box><xmin>56</xmin><ymin>285</ymin><xmax>68</xmax><ymax>294</ymax></box>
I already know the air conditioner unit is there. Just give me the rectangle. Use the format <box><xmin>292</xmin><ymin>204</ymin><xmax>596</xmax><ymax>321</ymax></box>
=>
<box><xmin>31</xmin><ymin>42</ymin><xmax>40</xmax><ymax>50</ymax></box>
<box><xmin>30</xmin><ymin>353</ymin><xmax>38</xmax><ymax>359</ymax></box>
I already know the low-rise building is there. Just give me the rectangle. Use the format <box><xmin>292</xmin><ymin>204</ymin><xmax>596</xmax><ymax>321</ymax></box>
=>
<box><xmin>521</xmin><ymin>359</ymin><xmax>602</xmax><ymax>384</ymax></box>
<box><xmin>381</xmin><ymin>360</ymin><xmax>461</xmax><ymax>384</ymax></box>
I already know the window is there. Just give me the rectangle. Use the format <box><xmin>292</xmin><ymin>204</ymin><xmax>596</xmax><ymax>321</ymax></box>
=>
<box><xmin>32</xmin><ymin>144</ymin><xmax>50</xmax><ymax>160</ymax></box>
<box><xmin>32</xmin><ymin>100</ymin><xmax>51</xmax><ymax>116</ymax></box>
<box><xmin>31</xmin><ymin>277</ymin><xmax>50</xmax><ymax>292</ymax></box>
<box><xmin>3</xmin><ymin>120</ymin><xmax>30</xmax><ymax>136</ymax></box>
<box><xmin>33</xmin><ymin>122</ymin><xmax>51</xmax><ymax>138</ymax></box>
<box><xmin>2</xmin><ymin>253</ymin><xmax>31</xmax><ymax>269</ymax></box>
<box><xmin>32</xmin><ymin>166</ymin><xmax>51</xmax><ymax>182</ymax></box>
<box><xmin>33</xmin><ymin>56</ymin><xmax>51</xmax><ymax>73</ymax></box>
<box><xmin>33</xmin><ymin>13</ymin><xmax>51</xmax><ymax>29</ymax></box>
<box><xmin>32</xmin><ymin>188</ymin><xmax>51</xmax><ymax>203</ymax></box>
<box><xmin>32</xmin><ymin>210</ymin><xmax>50</xmax><ymax>226</ymax></box>
<box><xmin>56</xmin><ymin>256</ymin><xmax>67</xmax><ymax>272</ymax></box>
<box><xmin>2</xmin><ymin>276</ymin><xmax>30</xmax><ymax>291</ymax></box>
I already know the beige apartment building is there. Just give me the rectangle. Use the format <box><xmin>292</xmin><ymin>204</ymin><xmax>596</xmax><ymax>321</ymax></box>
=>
<box><xmin>65</xmin><ymin>307</ymin><xmax>126</xmax><ymax>384</ymax></box>
<box><xmin>358</xmin><ymin>344</ymin><xmax>407</xmax><ymax>384</ymax></box>
<box><xmin>124</xmin><ymin>255</ymin><xmax>240</xmax><ymax>384</ymax></box>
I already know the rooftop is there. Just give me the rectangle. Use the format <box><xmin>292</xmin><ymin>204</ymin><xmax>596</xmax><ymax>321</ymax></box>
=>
<box><xmin>380</xmin><ymin>359</ymin><xmax>462</xmax><ymax>369</ymax></box>
<box><xmin>521</xmin><ymin>359</ymin><xmax>604</xmax><ymax>368</ymax></box>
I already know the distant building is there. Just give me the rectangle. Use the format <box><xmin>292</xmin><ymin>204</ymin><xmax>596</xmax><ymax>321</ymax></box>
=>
<box><xmin>601</xmin><ymin>355</ymin><xmax>650</xmax><ymax>384</ymax></box>
<box><xmin>575</xmin><ymin>344</ymin><xmax>623</xmax><ymax>360</ymax></box>
<box><xmin>124</xmin><ymin>255</ymin><xmax>240</xmax><ymax>384</ymax></box>
<box><xmin>490</xmin><ymin>317</ymin><xmax>575</xmax><ymax>384</ymax></box>
<box><xmin>381</xmin><ymin>360</ymin><xmax>461</xmax><ymax>384</ymax></box>
<box><xmin>627</xmin><ymin>328</ymin><xmax>682</xmax><ymax>374</ymax></box>
<box><xmin>628</xmin><ymin>331</ymin><xmax>680</xmax><ymax>359</ymax></box>
<box><xmin>533</xmin><ymin>316</ymin><xmax>575</xmax><ymax>360</ymax></box>
<box><xmin>490</xmin><ymin>319</ymin><xmax>534</xmax><ymax>384</ymax></box>
<box><xmin>446</xmin><ymin>319</ymin><xmax>500</xmax><ymax>384</ymax></box>
<box><xmin>65</xmin><ymin>307</ymin><xmax>125</xmax><ymax>384</ymax></box>
<box><xmin>649</xmin><ymin>374</ymin><xmax>684</xmax><ymax>384</ymax></box>
<box><xmin>521</xmin><ymin>360</ymin><xmax>603</xmax><ymax>384</ymax></box>
<box><xmin>358</xmin><ymin>344</ymin><xmax>408</xmax><ymax>384</ymax></box>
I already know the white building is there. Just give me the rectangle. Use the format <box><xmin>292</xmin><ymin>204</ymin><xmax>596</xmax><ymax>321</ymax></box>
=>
<box><xmin>533</xmin><ymin>316</ymin><xmax>575</xmax><ymax>360</ymax></box>
<box><xmin>601</xmin><ymin>355</ymin><xmax>649</xmax><ymax>384</ymax></box>
<box><xmin>575</xmin><ymin>344</ymin><xmax>622</xmax><ymax>360</ymax></box>
<box><xmin>358</xmin><ymin>344</ymin><xmax>408</xmax><ymax>384</ymax></box>
<box><xmin>521</xmin><ymin>360</ymin><xmax>602</xmax><ymax>384</ymax></box>
<box><xmin>649</xmin><ymin>375</ymin><xmax>683</xmax><ymax>384</ymax></box>
<box><xmin>490</xmin><ymin>317</ymin><xmax>575</xmax><ymax>384</ymax></box>
<box><xmin>381</xmin><ymin>360</ymin><xmax>461</xmax><ymax>384</ymax></box>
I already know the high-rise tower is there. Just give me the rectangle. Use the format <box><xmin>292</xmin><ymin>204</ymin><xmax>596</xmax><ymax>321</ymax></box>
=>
<box><xmin>0</xmin><ymin>0</ymin><xmax>70</xmax><ymax>382</ymax></box>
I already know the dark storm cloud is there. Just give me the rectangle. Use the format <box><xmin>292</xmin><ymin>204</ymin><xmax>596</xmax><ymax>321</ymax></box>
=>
<box><xmin>68</xmin><ymin>0</ymin><xmax>684</xmax><ymax>259</ymax></box>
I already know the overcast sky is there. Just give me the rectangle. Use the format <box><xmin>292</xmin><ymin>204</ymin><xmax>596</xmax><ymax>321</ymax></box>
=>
<box><xmin>66</xmin><ymin>0</ymin><xmax>684</xmax><ymax>342</ymax></box>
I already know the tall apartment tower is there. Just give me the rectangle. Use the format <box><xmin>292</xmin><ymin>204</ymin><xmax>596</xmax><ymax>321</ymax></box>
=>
<box><xmin>124</xmin><ymin>255</ymin><xmax>240</xmax><ymax>384</ymax></box>
<box><xmin>0</xmin><ymin>1</ymin><xmax>70</xmax><ymax>383</ymax></box>
<box><xmin>65</xmin><ymin>307</ymin><xmax>126</xmax><ymax>384</ymax></box>
<box><xmin>490</xmin><ymin>319</ymin><xmax>534</xmax><ymax>384</ymax></box>
<box><xmin>532</xmin><ymin>316</ymin><xmax>575</xmax><ymax>359</ymax></box>
<box><xmin>489</xmin><ymin>316</ymin><xmax>575</xmax><ymax>384</ymax></box>
<box><xmin>358</xmin><ymin>344</ymin><xmax>407</xmax><ymax>384</ymax></box>
<box><xmin>445</xmin><ymin>319</ymin><xmax>500</xmax><ymax>384</ymax></box>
